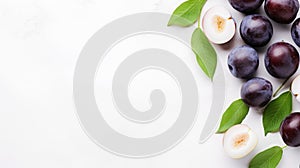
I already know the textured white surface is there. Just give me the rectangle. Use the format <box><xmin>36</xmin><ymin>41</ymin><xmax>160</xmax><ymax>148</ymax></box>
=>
<box><xmin>0</xmin><ymin>0</ymin><xmax>300</xmax><ymax>167</ymax></box>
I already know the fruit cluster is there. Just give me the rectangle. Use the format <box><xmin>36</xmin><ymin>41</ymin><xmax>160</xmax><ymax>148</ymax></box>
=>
<box><xmin>168</xmin><ymin>0</ymin><xmax>300</xmax><ymax>166</ymax></box>
<box><xmin>201</xmin><ymin>0</ymin><xmax>300</xmax><ymax>167</ymax></box>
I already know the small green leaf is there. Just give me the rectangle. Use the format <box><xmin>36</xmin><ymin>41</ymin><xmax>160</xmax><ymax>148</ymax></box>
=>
<box><xmin>191</xmin><ymin>28</ymin><xmax>217</xmax><ymax>80</ymax></box>
<box><xmin>217</xmin><ymin>99</ymin><xmax>249</xmax><ymax>133</ymax></box>
<box><xmin>263</xmin><ymin>91</ymin><xmax>292</xmax><ymax>136</ymax></box>
<box><xmin>168</xmin><ymin>0</ymin><xmax>207</xmax><ymax>27</ymax></box>
<box><xmin>249</xmin><ymin>146</ymin><xmax>283</xmax><ymax>168</ymax></box>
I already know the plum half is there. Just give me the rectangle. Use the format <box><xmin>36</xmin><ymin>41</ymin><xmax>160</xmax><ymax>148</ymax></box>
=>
<box><xmin>291</xmin><ymin>75</ymin><xmax>300</xmax><ymax>103</ymax></box>
<box><xmin>223</xmin><ymin>124</ymin><xmax>258</xmax><ymax>159</ymax></box>
<box><xmin>202</xmin><ymin>6</ymin><xmax>236</xmax><ymax>44</ymax></box>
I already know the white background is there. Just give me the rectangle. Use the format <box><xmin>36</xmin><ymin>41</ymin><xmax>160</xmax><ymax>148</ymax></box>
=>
<box><xmin>1</xmin><ymin>0</ymin><xmax>300</xmax><ymax>167</ymax></box>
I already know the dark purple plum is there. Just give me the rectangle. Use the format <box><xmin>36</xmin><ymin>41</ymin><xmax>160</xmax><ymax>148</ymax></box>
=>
<box><xmin>264</xmin><ymin>42</ymin><xmax>299</xmax><ymax>79</ymax></box>
<box><xmin>280</xmin><ymin>113</ymin><xmax>300</xmax><ymax>147</ymax></box>
<box><xmin>228</xmin><ymin>0</ymin><xmax>264</xmax><ymax>14</ymax></box>
<box><xmin>291</xmin><ymin>18</ymin><xmax>300</xmax><ymax>47</ymax></box>
<box><xmin>240</xmin><ymin>15</ymin><xmax>273</xmax><ymax>47</ymax></box>
<box><xmin>241</xmin><ymin>77</ymin><xmax>273</xmax><ymax>107</ymax></box>
<box><xmin>265</xmin><ymin>0</ymin><xmax>299</xmax><ymax>24</ymax></box>
<box><xmin>228</xmin><ymin>45</ymin><xmax>259</xmax><ymax>79</ymax></box>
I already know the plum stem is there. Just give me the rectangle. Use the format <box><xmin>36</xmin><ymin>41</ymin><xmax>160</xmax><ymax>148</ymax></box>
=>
<box><xmin>273</xmin><ymin>78</ymin><xmax>290</xmax><ymax>97</ymax></box>
<box><xmin>197</xmin><ymin>18</ymin><xmax>200</xmax><ymax>28</ymax></box>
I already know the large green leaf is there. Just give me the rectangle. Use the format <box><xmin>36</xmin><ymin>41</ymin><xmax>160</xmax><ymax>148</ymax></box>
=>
<box><xmin>168</xmin><ymin>0</ymin><xmax>207</xmax><ymax>27</ymax></box>
<box><xmin>191</xmin><ymin>28</ymin><xmax>217</xmax><ymax>80</ymax></box>
<box><xmin>249</xmin><ymin>146</ymin><xmax>283</xmax><ymax>168</ymax></box>
<box><xmin>217</xmin><ymin>99</ymin><xmax>249</xmax><ymax>133</ymax></box>
<box><xmin>263</xmin><ymin>91</ymin><xmax>292</xmax><ymax>136</ymax></box>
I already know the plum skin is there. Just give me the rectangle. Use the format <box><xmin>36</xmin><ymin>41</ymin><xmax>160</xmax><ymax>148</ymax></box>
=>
<box><xmin>264</xmin><ymin>42</ymin><xmax>299</xmax><ymax>79</ymax></box>
<box><xmin>241</xmin><ymin>77</ymin><xmax>273</xmax><ymax>107</ymax></box>
<box><xmin>240</xmin><ymin>15</ymin><xmax>273</xmax><ymax>47</ymax></box>
<box><xmin>228</xmin><ymin>0</ymin><xmax>264</xmax><ymax>14</ymax></box>
<box><xmin>280</xmin><ymin>113</ymin><xmax>300</xmax><ymax>147</ymax></box>
<box><xmin>228</xmin><ymin>45</ymin><xmax>259</xmax><ymax>79</ymax></box>
<box><xmin>265</xmin><ymin>0</ymin><xmax>299</xmax><ymax>24</ymax></box>
<box><xmin>291</xmin><ymin>18</ymin><xmax>300</xmax><ymax>47</ymax></box>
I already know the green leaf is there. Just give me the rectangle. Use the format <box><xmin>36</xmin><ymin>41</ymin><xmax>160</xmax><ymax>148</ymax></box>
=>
<box><xmin>249</xmin><ymin>146</ymin><xmax>283</xmax><ymax>168</ymax></box>
<box><xmin>263</xmin><ymin>91</ymin><xmax>292</xmax><ymax>136</ymax></box>
<box><xmin>191</xmin><ymin>28</ymin><xmax>217</xmax><ymax>80</ymax></box>
<box><xmin>217</xmin><ymin>99</ymin><xmax>249</xmax><ymax>133</ymax></box>
<box><xmin>168</xmin><ymin>0</ymin><xmax>207</xmax><ymax>27</ymax></box>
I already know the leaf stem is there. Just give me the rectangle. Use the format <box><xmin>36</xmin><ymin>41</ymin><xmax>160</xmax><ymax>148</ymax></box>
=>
<box><xmin>273</xmin><ymin>78</ymin><xmax>290</xmax><ymax>97</ymax></box>
<box><xmin>281</xmin><ymin>145</ymin><xmax>287</xmax><ymax>150</ymax></box>
<box><xmin>197</xmin><ymin>17</ymin><xmax>200</xmax><ymax>28</ymax></box>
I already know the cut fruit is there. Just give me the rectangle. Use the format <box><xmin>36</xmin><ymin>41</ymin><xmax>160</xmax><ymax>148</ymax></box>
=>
<box><xmin>291</xmin><ymin>75</ymin><xmax>300</xmax><ymax>103</ymax></box>
<box><xmin>202</xmin><ymin>6</ymin><xmax>236</xmax><ymax>44</ymax></box>
<box><xmin>223</xmin><ymin>124</ymin><xmax>258</xmax><ymax>159</ymax></box>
